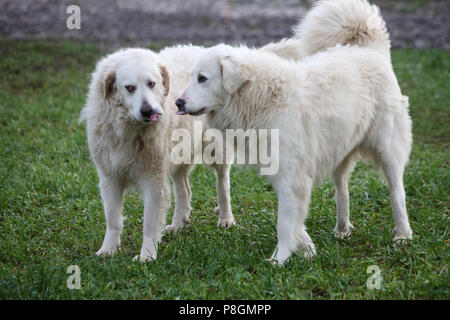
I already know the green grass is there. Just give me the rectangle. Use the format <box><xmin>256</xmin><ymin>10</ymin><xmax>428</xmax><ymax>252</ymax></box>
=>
<box><xmin>0</xmin><ymin>39</ymin><xmax>448</xmax><ymax>299</ymax></box>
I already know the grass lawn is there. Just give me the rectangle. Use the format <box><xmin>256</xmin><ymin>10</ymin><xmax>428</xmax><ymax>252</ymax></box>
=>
<box><xmin>0</xmin><ymin>39</ymin><xmax>448</xmax><ymax>299</ymax></box>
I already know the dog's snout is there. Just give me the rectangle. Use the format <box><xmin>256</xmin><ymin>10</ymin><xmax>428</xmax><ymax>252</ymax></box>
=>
<box><xmin>140</xmin><ymin>101</ymin><xmax>152</xmax><ymax>118</ymax></box>
<box><xmin>175</xmin><ymin>98</ymin><xmax>186</xmax><ymax>112</ymax></box>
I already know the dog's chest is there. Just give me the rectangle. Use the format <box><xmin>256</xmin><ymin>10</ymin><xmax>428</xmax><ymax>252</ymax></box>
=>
<box><xmin>95</xmin><ymin>131</ymin><xmax>155</xmax><ymax>173</ymax></box>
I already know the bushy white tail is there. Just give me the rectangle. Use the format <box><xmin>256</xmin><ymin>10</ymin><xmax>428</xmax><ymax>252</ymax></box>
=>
<box><xmin>294</xmin><ymin>0</ymin><xmax>391</xmax><ymax>59</ymax></box>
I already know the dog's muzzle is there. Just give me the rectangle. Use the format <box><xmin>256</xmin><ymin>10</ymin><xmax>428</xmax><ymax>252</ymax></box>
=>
<box><xmin>175</xmin><ymin>98</ymin><xmax>186</xmax><ymax>115</ymax></box>
<box><xmin>140</xmin><ymin>101</ymin><xmax>161</xmax><ymax>123</ymax></box>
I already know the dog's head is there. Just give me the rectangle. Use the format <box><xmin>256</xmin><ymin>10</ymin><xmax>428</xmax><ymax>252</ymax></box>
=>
<box><xmin>175</xmin><ymin>44</ymin><xmax>249</xmax><ymax>116</ymax></box>
<box><xmin>100</xmin><ymin>48</ymin><xmax>170</xmax><ymax>123</ymax></box>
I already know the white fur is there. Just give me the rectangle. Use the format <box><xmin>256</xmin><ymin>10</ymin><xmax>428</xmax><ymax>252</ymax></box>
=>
<box><xmin>179</xmin><ymin>0</ymin><xmax>413</xmax><ymax>264</ymax></box>
<box><xmin>293</xmin><ymin>0</ymin><xmax>391</xmax><ymax>60</ymax></box>
<box><xmin>81</xmin><ymin>46</ymin><xmax>236</xmax><ymax>262</ymax></box>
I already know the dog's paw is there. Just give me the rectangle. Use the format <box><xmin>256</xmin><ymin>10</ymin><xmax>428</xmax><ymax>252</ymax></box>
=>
<box><xmin>266</xmin><ymin>257</ymin><xmax>284</xmax><ymax>267</ymax></box>
<box><xmin>393</xmin><ymin>233</ymin><xmax>412</xmax><ymax>246</ymax></box>
<box><xmin>134</xmin><ymin>238</ymin><xmax>158</xmax><ymax>262</ymax></box>
<box><xmin>215</xmin><ymin>206</ymin><xmax>236</xmax><ymax>228</ymax></box>
<box><xmin>268</xmin><ymin>245</ymin><xmax>292</xmax><ymax>266</ymax></box>
<box><xmin>217</xmin><ymin>216</ymin><xmax>236</xmax><ymax>228</ymax></box>
<box><xmin>302</xmin><ymin>245</ymin><xmax>316</xmax><ymax>260</ymax></box>
<box><xmin>334</xmin><ymin>223</ymin><xmax>354</xmax><ymax>239</ymax></box>
<box><xmin>393</xmin><ymin>226</ymin><xmax>412</xmax><ymax>246</ymax></box>
<box><xmin>96</xmin><ymin>231</ymin><xmax>121</xmax><ymax>257</ymax></box>
<box><xmin>267</xmin><ymin>244</ymin><xmax>316</xmax><ymax>266</ymax></box>
<box><xmin>96</xmin><ymin>244</ymin><xmax>119</xmax><ymax>257</ymax></box>
<box><xmin>132</xmin><ymin>251</ymin><xmax>157</xmax><ymax>263</ymax></box>
<box><xmin>165</xmin><ymin>217</ymin><xmax>190</xmax><ymax>234</ymax></box>
<box><xmin>96</xmin><ymin>235</ymin><xmax>120</xmax><ymax>256</ymax></box>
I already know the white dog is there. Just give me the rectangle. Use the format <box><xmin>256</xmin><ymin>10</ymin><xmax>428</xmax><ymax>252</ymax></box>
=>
<box><xmin>80</xmin><ymin>46</ymin><xmax>238</xmax><ymax>262</ymax></box>
<box><xmin>177</xmin><ymin>0</ymin><xmax>413</xmax><ymax>264</ymax></box>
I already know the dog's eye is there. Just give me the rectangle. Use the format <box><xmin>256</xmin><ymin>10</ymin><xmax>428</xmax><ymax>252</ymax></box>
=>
<box><xmin>125</xmin><ymin>85</ymin><xmax>136</xmax><ymax>93</ymax></box>
<box><xmin>147</xmin><ymin>81</ymin><xmax>155</xmax><ymax>89</ymax></box>
<box><xmin>198</xmin><ymin>74</ymin><xmax>207</xmax><ymax>83</ymax></box>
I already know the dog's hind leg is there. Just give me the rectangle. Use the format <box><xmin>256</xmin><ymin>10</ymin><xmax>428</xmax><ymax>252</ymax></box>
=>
<box><xmin>374</xmin><ymin>98</ymin><xmax>413</xmax><ymax>244</ymax></box>
<box><xmin>269</xmin><ymin>175</ymin><xmax>315</xmax><ymax>265</ymax></box>
<box><xmin>331</xmin><ymin>154</ymin><xmax>356</xmax><ymax>239</ymax></box>
<box><xmin>211</xmin><ymin>163</ymin><xmax>235</xmax><ymax>228</ymax></box>
<box><xmin>381</xmin><ymin>158</ymin><xmax>413</xmax><ymax>244</ymax></box>
<box><xmin>166</xmin><ymin>165</ymin><xmax>193</xmax><ymax>233</ymax></box>
<box><xmin>96</xmin><ymin>174</ymin><xmax>124</xmax><ymax>257</ymax></box>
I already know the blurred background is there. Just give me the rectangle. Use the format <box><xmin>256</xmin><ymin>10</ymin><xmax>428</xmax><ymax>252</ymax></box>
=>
<box><xmin>0</xmin><ymin>0</ymin><xmax>449</xmax><ymax>49</ymax></box>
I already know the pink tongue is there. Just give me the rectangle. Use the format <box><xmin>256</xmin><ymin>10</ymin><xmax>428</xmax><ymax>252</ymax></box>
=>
<box><xmin>150</xmin><ymin>114</ymin><xmax>159</xmax><ymax>122</ymax></box>
<box><xmin>175</xmin><ymin>110</ymin><xmax>186</xmax><ymax>115</ymax></box>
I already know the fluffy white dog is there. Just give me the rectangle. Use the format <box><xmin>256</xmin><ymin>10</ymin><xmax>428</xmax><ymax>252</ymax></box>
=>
<box><xmin>177</xmin><ymin>0</ymin><xmax>413</xmax><ymax>264</ymax></box>
<box><xmin>80</xmin><ymin>46</ymin><xmax>238</xmax><ymax>262</ymax></box>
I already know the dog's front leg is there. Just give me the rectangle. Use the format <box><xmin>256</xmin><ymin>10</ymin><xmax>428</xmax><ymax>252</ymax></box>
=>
<box><xmin>269</xmin><ymin>177</ymin><xmax>316</xmax><ymax>265</ymax></box>
<box><xmin>135</xmin><ymin>177</ymin><xmax>170</xmax><ymax>262</ymax></box>
<box><xmin>96</xmin><ymin>174</ymin><xmax>124</xmax><ymax>256</ymax></box>
<box><xmin>212</xmin><ymin>163</ymin><xmax>235</xmax><ymax>228</ymax></box>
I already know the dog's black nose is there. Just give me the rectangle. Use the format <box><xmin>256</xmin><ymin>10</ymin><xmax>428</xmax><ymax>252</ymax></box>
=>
<box><xmin>140</xmin><ymin>102</ymin><xmax>152</xmax><ymax>118</ymax></box>
<box><xmin>175</xmin><ymin>98</ymin><xmax>186</xmax><ymax>112</ymax></box>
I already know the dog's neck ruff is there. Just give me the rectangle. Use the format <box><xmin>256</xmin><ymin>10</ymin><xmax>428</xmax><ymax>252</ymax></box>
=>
<box><xmin>212</xmin><ymin>84</ymin><xmax>284</xmax><ymax>132</ymax></box>
<box><xmin>135</xmin><ymin>124</ymin><xmax>157</xmax><ymax>152</ymax></box>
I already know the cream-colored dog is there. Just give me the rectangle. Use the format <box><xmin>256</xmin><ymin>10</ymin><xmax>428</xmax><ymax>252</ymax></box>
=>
<box><xmin>81</xmin><ymin>46</ymin><xmax>238</xmax><ymax>262</ymax></box>
<box><xmin>177</xmin><ymin>0</ymin><xmax>413</xmax><ymax>264</ymax></box>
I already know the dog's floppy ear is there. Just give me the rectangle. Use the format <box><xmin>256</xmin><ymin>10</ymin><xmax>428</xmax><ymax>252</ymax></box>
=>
<box><xmin>159</xmin><ymin>64</ymin><xmax>170</xmax><ymax>96</ymax></box>
<box><xmin>220</xmin><ymin>55</ymin><xmax>248</xmax><ymax>94</ymax></box>
<box><xmin>103</xmin><ymin>71</ymin><xmax>116</xmax><ymax>98</ymax></box>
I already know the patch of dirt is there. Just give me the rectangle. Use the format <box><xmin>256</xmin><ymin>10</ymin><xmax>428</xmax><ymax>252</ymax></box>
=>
<box><xmin>0</xmin><ymin>0</ymin><xmax>448</xmax><ymax>49</ymax></box>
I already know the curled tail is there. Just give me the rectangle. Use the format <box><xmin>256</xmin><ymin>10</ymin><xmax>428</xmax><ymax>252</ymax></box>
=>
<box><xmin>293</xmin><ymin>0</ymin><xmax>391</xmax><ymax>59</ymax></box>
